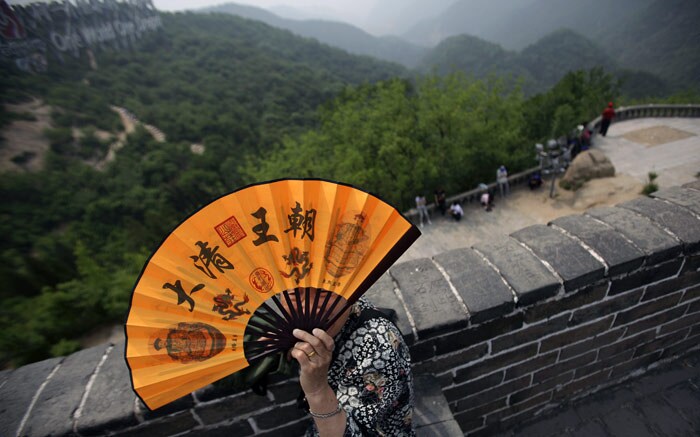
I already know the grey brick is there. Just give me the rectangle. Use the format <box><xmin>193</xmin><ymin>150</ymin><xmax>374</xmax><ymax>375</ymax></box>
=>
<box><xmin>553</xmin><ymin>370</ymin><xmax>611</xmax><ymax>402</ymax></box>
<box><xmin>77</xmin><ymin>342</ymin><xmax>139</xmax><ymax>435</ymax></box>
<box><xmin>254</xmin><ymin>419</ymin><xmax>310</xmax><ymax>437</ymax></box>
<box><xmin>600</xmin><ymin>331</ymin><xmax>657</xmax><ymax>360</ymax></box>
<box><xmin>624</xmin><ymin>305</ymin><xmax>688</xmax><ymax>337</ymax></box>
<box><xmin>112</xmin><ymin>411</ymin><xmax>197</xmax><ymax>437</ymax></box>
<box><xmin>551</xmin><ymin>214</ymin><xmax>645</xmax><ymax>276</ymax></box>
<box><xmin>576</xmin><ymin>350</ymin><xmax>634</xmax><ymax>378</ymax></box>
<box><xmin>414</xmin><ymin>343</ymin><xmax>488</xmax><ymax>376</ymax></box>
<box><xmin>643</xmin><ymin>270</ymin><xmax>700</xmax><ymax>301</ymax></box>
<box><xmin>652</xmin><ymin>186</ymin><xmax>700</xmax><ymax>216</ymax></box>
<box><xmin>613</xmin><ymin>292</ymin><xmax>684</xmax><ymax>327</ymax></box>
<box><xmin>473</xmin><ymin>237</ymin><xmax>561</xmax><ymax>305</ymax></box>
<box><xmin>195</xmin><ymin>391</ymin><xmax>271</xmax><ymax>425</ymax></box>
<box><xmin>444</xmin><ymin>371</ymin><xmax>505</xmax><ymax>402</ymax></box>
<box><xmin>493</xmin><ymin>314</ymin><xmax>569</xmax><ymax>353</ymax></box>
<box><xmin>454</xmin><ymin>411</ymin><xmax>485</xmax><ymax>433</ymax></box>
<box><xmin>434</xmin><ymin>248</ymin><xmax>514</xmax><ymax>323</ymax></box>
<box><xmin>540</xmin><ymin>316</ymin><xmax>614</xmax><ymax>353</ymax></box>
<box><xmin>633</xmin><ymin>329</ymin><xmax>689</xmax><ymax>358</ymax></box>
<box><xmin>660</xmin><ymin>312</ymin><xmax>700</xmax><ymax>336</ymax></box>
<box><xmin>390</xmin><ymin>258</ymin><xmax>468</xmax><ymax>337</ymax></box>
<box><xmin>510</xmin><ymin>371</ymin><xmax>574</xmax><ymax>404</ymax></box>
<box><xmin>609</xmin><ymin>259</ymin><xmax>683</xmax><ymax>296</ymax></box>
<box><xmin>681</xmin><ymin>254</ymin><xmax>700</xmax><ymax>274</ymax></box>
<box><xmin>0</xmin><ymin>356</ymin><xmax>63</xmax><ymax>437</ymax></box>
<box><xmin>486</xmin><ymin>391</ymin><xmax>552</xmax><ymax>424</ymax></box>
<box><xmin>586</xmin><ymin>206</ymin><xmax>682</xmax><ymax>264</ymax></box>
<box><xmin>620</xmin><ymin>197</ymin><xmax>700</xmax><ymax>252</ymax></box>
<box><xmin>454</xmin><ymin>344</ymin><xmax>538</xmax><ymax>383</ymax></box>
<box><xmin>682</xmin><ymin>284</ymin><xmax>700</xmax><ymax>302</ymax></box>
<box><xmin>454</xmin><ymin>375</ymin><xmax>531</xmax><ymax>412</ymax></box>
<box><xmin>434</xmin><ymin>313</ymin><xmax>523</xmax><ymax>355</ymax></box>
<box><xmin>560</xmin><ymin>329</ymin><xmax>624</xmax><ymax>360</ymax></box>
<box><xmin>660</xmin><ymin>333</ymin><xmax>700</xmax><ymax>359</ymax></box>
<box><xmin>504</xmin><ymin>352</ymin><xmax>558</xmax><ymax>381</ymax></box>
<box><xmin>182</xmin><ymin>420</ymin><xmax>255</xmax><ymax>437</ymax></box>
<box><xmin>523</xmin><ymin>283</ymin><xmax>607</xmax><ymax>323</ymax></box>
<box><xmin>511</xmin><ymin>225</ymin><xmax>605</xmax><ymax>291</ymax></box>
<box><xmin>533</xmin><ymin>351</ymin><xmax>597</xmax><ymax>384</ymax></box>
<box><xmin>365</xmin><ymin>273</ymin><xmax>414</xmax><ymax>342</ymax></box>
<box><xmin>570</xmin><ymin>289</ymin><xmax>643</xmax><ymax>326</ymax></box>
<box><xmin>24</xmin><ymin>344</ymin><xmax>108</xmax><ymax>437</ymax></box>
<box><xmin>409</xmin><ymin>338</ymin><xmax>436</xmax><ymax>361</ymax></box>
<box><xmin>609</xmin><ymin>351</ymin><xmax>662</xmax><ymax>379</ymax></box>
<box><xmin>250</xmin><ymin>404</ymin><xmax>306</xmax><ymax>430</ymax></box>
<box><xmin>268</xmin><ymin>379</ymin><xmax>301</xmax><ymax>404</ymax></box>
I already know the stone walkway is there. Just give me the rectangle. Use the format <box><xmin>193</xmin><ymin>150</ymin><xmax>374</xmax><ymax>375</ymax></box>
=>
<box><xmin>497</xmin><ymin>349</ymin><xmax>700</xmax><ymax>437</ymax></box>
<box><xmin>399</xmin><ymin>117</ymin><xmax>700</xmax><ymax>263</ymax></box>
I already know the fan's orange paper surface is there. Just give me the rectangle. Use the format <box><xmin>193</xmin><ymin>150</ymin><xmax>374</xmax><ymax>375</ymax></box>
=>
<box><xmin>125</xmin><ymin>179</ymin><xmax>420</xmax><ymax>410</ymax></box>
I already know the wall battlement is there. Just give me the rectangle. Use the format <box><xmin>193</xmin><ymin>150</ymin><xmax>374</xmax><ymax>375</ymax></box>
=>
<box><xmin>1</xmin><ymin>181</ymin><xmax>699</xmax><ymax>436</ymax></box>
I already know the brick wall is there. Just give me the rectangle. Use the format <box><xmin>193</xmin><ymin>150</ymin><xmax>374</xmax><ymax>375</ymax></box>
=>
<box><xmin>1</xmin><ymin>182</ymin><xmax>699</xmax><ymax>436</ymax></box>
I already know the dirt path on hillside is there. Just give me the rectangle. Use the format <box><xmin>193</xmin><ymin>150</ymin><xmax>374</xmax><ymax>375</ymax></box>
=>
<box><xmin>0</xmin><ymin>99</ymin><xmax>52</xmax><ymax>172</ymax></box>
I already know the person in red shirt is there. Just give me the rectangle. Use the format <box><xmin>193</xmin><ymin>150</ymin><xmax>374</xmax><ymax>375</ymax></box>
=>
<box><xmin>600</xmin><ymin>102</ymin><xmax>615</xmax><ymax>136</ymax></box>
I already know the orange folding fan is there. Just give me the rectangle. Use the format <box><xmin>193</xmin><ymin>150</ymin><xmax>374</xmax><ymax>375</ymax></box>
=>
<box><xmin>125</xmin><ymin>179</ymin><xmax>420</xmax><ymax>410</ymax></box>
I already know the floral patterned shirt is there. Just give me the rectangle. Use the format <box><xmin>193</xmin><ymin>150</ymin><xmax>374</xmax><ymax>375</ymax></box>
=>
<box><xmin>305</xmin><ymin>298</ymin><xmax>415</xmax><ymax>436</ymax></box>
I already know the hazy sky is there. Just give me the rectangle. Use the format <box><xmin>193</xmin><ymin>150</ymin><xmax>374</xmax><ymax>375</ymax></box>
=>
<box><xmin>152</xmin><ymin>0</ymin><xmax>377</xmax><ymax>16</ymax></box>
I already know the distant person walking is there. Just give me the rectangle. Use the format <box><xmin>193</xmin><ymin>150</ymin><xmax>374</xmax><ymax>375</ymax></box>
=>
<box><xmin>497</xmin><ymin>165</ymin><xmax>509</xmax><ymax>197</ymax></box>
<box><xmin>600</xmin><ymin>102</ymin><xmax>615</xmax><ymax>137</ymax></box>
<box><xmin>415</xmin><ymin>194</ymin><xmax>431</xmax><ymax>227</ymax></box>
<box><xmin>434</xmin><ymin>187</ymin><xmax>447</xmax><ymax>216</ymax></box>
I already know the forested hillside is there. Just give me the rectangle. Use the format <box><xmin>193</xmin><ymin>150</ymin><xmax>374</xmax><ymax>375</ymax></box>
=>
<box><xmin>0</xmin><ymin>10</ymin><xmax>406</xmax><ymax>367</ymax></box>
<box><xmin>418</xmin><ymin>29</ymin><xmax>615</xmax><ymax>94</ymax></box>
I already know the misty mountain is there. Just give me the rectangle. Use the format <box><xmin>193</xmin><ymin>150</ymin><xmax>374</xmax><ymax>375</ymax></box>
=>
<box><xmin>268</xmin><ymin>4</ymin><xmax>340</xmax><ymax>22</ymax></box>
<box><xmin>602</xmin><ymin>0</ymin><xmax>700</xmax><ymax>89</ymax></box>
<box><xmin>202</xmin><ymin>2</ymin><xmax>428</xmax><ymax>67</ymax></box>
<box><xmin>404</xmin><ymin>0</ymin><xmax>652</xmax><ymax>50</ymax></box>
<box><xmin>362</xmin><ymin>0</ymin><xmax>457</xmax><ymax>36</ymax></box>
<box><xmin>419</xmin><ymin>29</ymin><xmax>616</xmax><ymax>94</ymax></box>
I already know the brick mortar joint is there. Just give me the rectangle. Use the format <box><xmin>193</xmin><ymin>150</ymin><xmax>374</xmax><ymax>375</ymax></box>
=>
<box><xmin>430</xmin><ymin>258</ymin><xmax>471</xmax><ymax>317</ymax></box>
<box><xmin>472</xmin><ymin>247</ymin><xmax>520</xmax><ymax>304</ymax></box>
<box><xmin>549</xmin><ymin>223</ymin><xmax>609</xmax><ymax>276</ymax></box>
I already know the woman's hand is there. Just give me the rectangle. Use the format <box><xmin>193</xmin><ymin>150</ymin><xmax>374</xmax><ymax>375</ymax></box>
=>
<box><xmin>290</xmin><ymin>328</ymin><xmax>335</xmax><ymax>396</ymax></box>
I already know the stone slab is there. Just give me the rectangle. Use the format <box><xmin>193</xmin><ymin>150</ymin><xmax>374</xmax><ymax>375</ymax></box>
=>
<box><xmin>473</xmin><ymin>237</ymin><xmax>561</xmax><ymax>305</ymax></box>
<box><xmin>24</xmin><ymin>344</ymin><xmax>108</xmax><ymax>437</ymax></box>
<box><xmin>511</xmin><ymin>225</ymin><xmax>605</xmax><ymax>291</ymax></box>
<box><xmin>390</xmin><ymin>258</ymin><xmax>468</xmax><ymax>337</ymax></box>
<box><xmin>551</xmin><ymin>214</ymin><xmax>645</xmax><ymax>276</ymax></box>
<box><xmin>415</xmin><ymin>420</ymin><xmax>464</xmax><ymax>437</ymax></box>
<box><xmin>586</xmin><ymin>206</ymin><xmax>682</xmax><ymax>264</ymax></box>
<box><xmin>433</xmin><ymin>248</ymin><xmax>514</xmax><ymax>323</ymax></box>
<box><xmin>620</xmin><ymin>197</ymin><xmax>700</xmax><ymax>252</ymax></box>
<box><xmin>76</xmin><ymin>342</ymin><xmax>139</xmax><ymax>435</ymax></box>
<box><xmin>413</xmin><ymin>374</ymin><xmax>454</xmax><ymax>426</ymax></box>
<box><xmin>0</xmin><ymin>356</ymin><xmax>63</xmax><ymax>437</ymax></box>
<box><xmin>365</xmin><ymin>273</ymin><xmax>414</xmax><ymax>342</ymax></box>
<box><xmin>652</xmin><ymin>186</ymin><xmax>700</xmax><ymax>216</ymax></box>
<box><xmin>682</xmin><ymin>180</ymin><xmax>700</xmax><ymax>191</ymax></box>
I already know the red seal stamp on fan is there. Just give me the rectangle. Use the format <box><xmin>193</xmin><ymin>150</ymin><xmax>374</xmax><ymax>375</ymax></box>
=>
<box><xmin>249</xmin><ymin>268</ymin><xmax>274</xmax><ymax>293</ymax></box>
<box><xmin>215</xmin><ymin>215</ymin><xmax>247</xmax><ymax>247</ymax></box>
